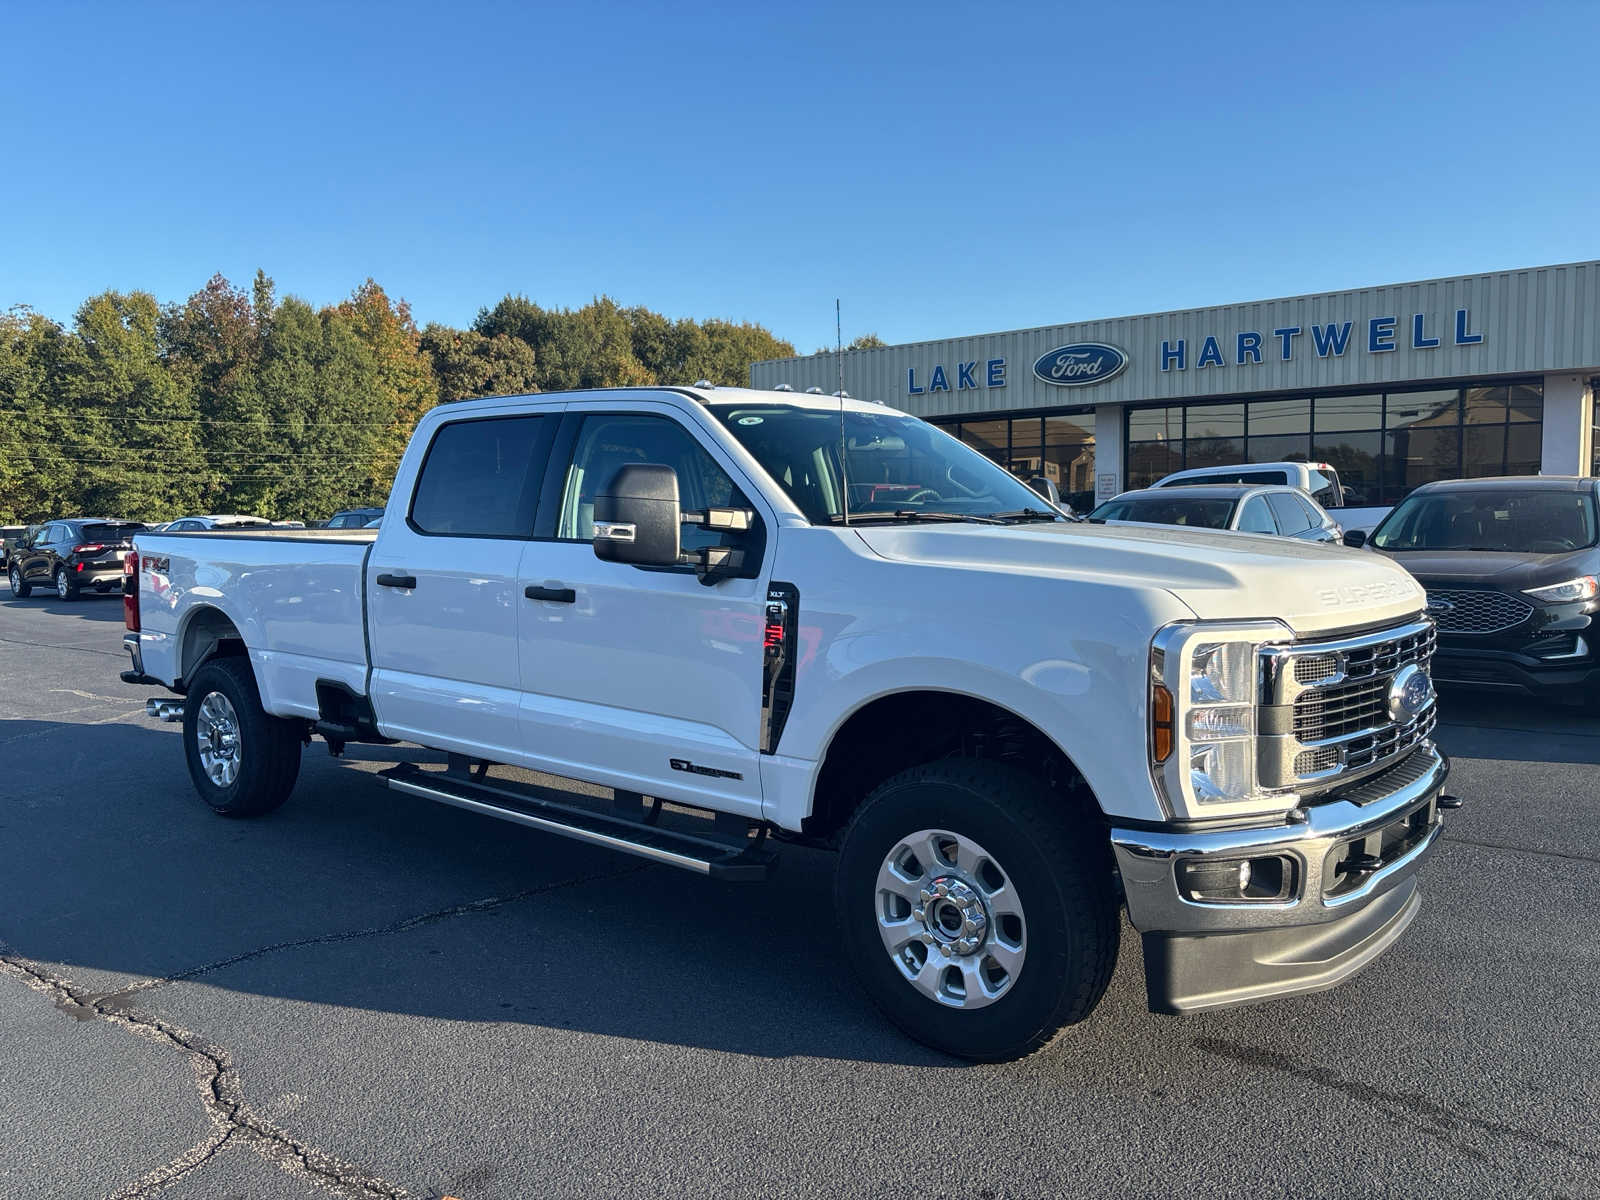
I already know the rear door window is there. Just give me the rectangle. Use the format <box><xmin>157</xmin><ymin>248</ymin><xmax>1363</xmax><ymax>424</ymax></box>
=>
<box><xmin>409</xmin><ymin>416</ymin><xmax>554</xmax><ymax>537</ymax></box>
<box><xmin>1266</xmin><ymin>492</ymin><xmax>1313</xmax><ymax>534</ymax></box>
<box><xmin>1237</xmin><ymin>496</ymin><xmax>1279</xmax><ymax>533</ymax></box>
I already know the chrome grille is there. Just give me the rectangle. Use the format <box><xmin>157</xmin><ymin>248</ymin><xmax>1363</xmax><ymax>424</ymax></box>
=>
<box><xmin>1290</xmin><ymin>623</ymin><xmax>1436</xmax><ymax>743</ymax></box>
<box><xmin>1425</xmin><ymin>588</ymin><xmax>1532</xmax><ymax>635</ymax></box>
<box><xmin>1260</xmin><ymin>617</ymin><xmax>1437</xmax><ymax>792</ymax></box>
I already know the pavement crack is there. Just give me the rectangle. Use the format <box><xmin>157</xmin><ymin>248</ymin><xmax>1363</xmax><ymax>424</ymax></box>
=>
<box><xmin>1193</xmin><ymin>1037</ymin><xmax>1598</xmax><ymax>1165</ymax></box>
<box><xmin>0</xmin><ymin>632</ymin><xmax>122</xmax><ymax>657</ymax></box>
<box><xmin>1441</xmin><ymin>834</ymin><xmax>1600</xmax><ymax>866</ymax></box>
<box><xmin>1</xmin><ymin>950</ymin><xmax>412</xmax><ymax>1198</ymax></box>
<box><xmin>105</xmin><ymin>862</ymin><xmax>648</xmax><ymax>1003</ymax></box>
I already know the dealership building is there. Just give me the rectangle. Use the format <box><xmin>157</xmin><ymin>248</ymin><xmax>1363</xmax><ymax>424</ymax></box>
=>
<box><xmin>750</xmin><ymin>260</ymin><xmax>1600</xmax><ymax>511</ymax></box>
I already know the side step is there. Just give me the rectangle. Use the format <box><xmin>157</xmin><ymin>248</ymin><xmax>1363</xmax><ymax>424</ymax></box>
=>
<box><xmin>379</xmin><ymin>763</ymin><xmax>777</xmax><ymax>881</ymax></box>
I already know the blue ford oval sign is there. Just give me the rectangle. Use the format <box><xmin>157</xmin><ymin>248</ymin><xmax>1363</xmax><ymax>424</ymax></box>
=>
<box><xmin>1032</xmin><ymin>342</ymin><xmax>1129</xmax><ymax>387</ymax></box>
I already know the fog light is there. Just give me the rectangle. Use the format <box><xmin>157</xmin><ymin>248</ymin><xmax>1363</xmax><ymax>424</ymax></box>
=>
<box><xmin>1177</xmin><ymin>855</ymin><xmax>1296</xmax><ymax>904</ymax></box>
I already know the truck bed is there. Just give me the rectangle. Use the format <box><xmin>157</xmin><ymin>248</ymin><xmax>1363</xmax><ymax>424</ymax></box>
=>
<box><xmin>133</xmin><ymin>528</ymin><xmax>377</xmax><ymax>716</ymax></box>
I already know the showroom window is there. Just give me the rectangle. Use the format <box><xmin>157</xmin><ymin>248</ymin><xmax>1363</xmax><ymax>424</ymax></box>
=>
<box><xmin>936</xmin><ymin>411</ymin><xmax>1096</xmax><ymax>511</ymax></box>
<box><xmin>1123</xmin><ymin>382</ymin><xmax>1543</xmax><ymax>503</ymax></box>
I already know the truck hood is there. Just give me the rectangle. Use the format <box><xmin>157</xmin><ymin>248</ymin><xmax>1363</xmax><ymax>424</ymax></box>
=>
<box><xmin>854</xmin><ymin>521</ymin><xmax>1425</xmax><ymax>637</ymax></box>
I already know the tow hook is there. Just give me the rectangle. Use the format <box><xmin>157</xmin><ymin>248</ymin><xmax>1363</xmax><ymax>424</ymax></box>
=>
<box><xmin>1437</xmin><ymin>793</ymin><xmax>1463</xmax><ymax>810</ymax></box>
<box><xmin>145</xmin><ymin>698</ymin><xmax>183</xmax><ymax>723</ymax></box>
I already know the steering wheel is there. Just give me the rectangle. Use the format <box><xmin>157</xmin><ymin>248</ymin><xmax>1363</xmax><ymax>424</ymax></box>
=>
<box><xmin>906</xmin><ymin>488</ymin><xmax>941</xmax><ymax>504</ymax></box>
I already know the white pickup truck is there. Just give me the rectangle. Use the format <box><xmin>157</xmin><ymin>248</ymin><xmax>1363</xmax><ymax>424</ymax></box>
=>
<box><xmin>121</xmin><ymin>386</ymin><xmax>1452</xmax><ymax>1060</ymax></box>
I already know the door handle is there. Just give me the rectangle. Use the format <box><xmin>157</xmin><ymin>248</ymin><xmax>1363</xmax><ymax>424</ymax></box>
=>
<box><xmin>524</xmin><ymin>584</ymin><xmax>576</xmax><ymax>603</ymax></box>
<box><xmin>376</xmin><ymin>573</ymin><xmax>417</xmax><ymax>589</ymax></box>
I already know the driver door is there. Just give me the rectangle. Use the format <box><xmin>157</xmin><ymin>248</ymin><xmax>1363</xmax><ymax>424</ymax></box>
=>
<box><xmin>514</xmin><ymin>401</ymin><xmax>774</xmax><ymax>819</ymax></box>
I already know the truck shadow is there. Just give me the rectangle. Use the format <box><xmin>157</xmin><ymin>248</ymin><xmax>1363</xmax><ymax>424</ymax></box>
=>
<box><xmin>0</xmin><ymin>716</ymin><xmax>952</xmax><ymax>1066</ymax></box>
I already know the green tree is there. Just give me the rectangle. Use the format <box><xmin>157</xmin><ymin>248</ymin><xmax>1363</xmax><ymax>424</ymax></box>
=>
<box><xmin>58</xmin><ymin>291</ymin><xmax>207</xmax><ymax>519</ymax></box>
<box><xmin>419</xmin><ymin>323</ymin><xmax>538</xmax><ymax>402</ymax></box>
<box><xmin>0</xmin><ymin>307</ymin><xmax>72</xmax><ymax>521</ymax></box>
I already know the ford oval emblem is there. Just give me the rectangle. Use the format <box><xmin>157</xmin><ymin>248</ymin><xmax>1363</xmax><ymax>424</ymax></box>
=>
<box><xmin>1385</xmin><ymin>664</ymin><xmax>1434</xmax><ymax>723</ymax></box>
<box><xmin>1032</xmin><ymin>342</ymin><xmax>1129</xmax><ymax>387</ymax></box>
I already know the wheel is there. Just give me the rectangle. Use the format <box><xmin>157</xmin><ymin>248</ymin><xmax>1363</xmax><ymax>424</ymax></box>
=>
<box><xmin>54</xmin><ymin>566</ymin><xmax>78</xmax><ymax>601</ymax></box>
<box><xmin>8</xmin><ymin>565</ymin><xmax>30</xmax><ymax>598</ymax></box>
<box><xmin>181</xmin><ymin>656</ymin><xmax>302</xmax><ymax>817</ymax></box>
<box><xmin>835</xmin><ymin>759</ymin><xmax>1118</xmax><ymax>1061</ymax></box>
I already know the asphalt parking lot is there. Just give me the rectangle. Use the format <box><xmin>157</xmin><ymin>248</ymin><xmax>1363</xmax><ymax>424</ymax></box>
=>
<box><xmin>1</xmin><ymin>591</ymin><xmax>1597</xmax><ymax>1200</ymax></box>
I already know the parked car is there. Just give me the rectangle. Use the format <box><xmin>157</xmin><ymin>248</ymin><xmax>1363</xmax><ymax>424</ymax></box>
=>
<box><xmin>123</xmin><ymin>386</ymin><xmax>1448</xmax><ymax>1061</ymax></box>
<box><xmin>324</xmin><ymin>507</ymin><xmax>384</xmax><ymax>529</ymax></box>
<box><xmin>1352</xmin><ymin>476</ymin><xmax>1600</xmax><ymax>706</ymax></box>
<box><xmin>1089</xmin><ymin>484</ymin><xmax>1342</xmax><ymax>543</ymax></box>
<box><xmin>1152</xmin><ymin>460</ymin><xmax>1391</xmax><ymax>535</ymax></box>
<box><xmin>9</xmin><ymin>518</ymin><xmax>146</xmax><ymax>599</ymax></box>
<box><xmin>163</xmin><ymin>514</ymin><xmax>275</xmax><ymax>532</ymax></box>
<box><xmin>0</xmin><ymin>525</ymin><xmax>30</xmax><ymax>571</ymax></box>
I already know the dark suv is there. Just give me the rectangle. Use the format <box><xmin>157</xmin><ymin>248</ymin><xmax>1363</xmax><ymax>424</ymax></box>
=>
<box><xmin>0</xmin><ymin>525</ymin><xmax>30</xmax><ymax>571</ymax></box>
<box><xmin>1353</xmin><ymin>476</ymin><xmax>1600</xmax><ymax>706</ymax></box>
<box><xmin>323</xmin><ymin>507</ymin><xmax>384</xmax><ymax>529</ymax></box>
<box><xmin>8</xmin><ymin>519</ymin><xmax>147</xmax><ymax>600</ymax></box>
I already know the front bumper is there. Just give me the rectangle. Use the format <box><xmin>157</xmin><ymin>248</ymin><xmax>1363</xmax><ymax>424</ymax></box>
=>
<box><xmin>1110</xmin><ymin>744</ymin><xmax>1449</xmax><ymax>1013</ymax></box>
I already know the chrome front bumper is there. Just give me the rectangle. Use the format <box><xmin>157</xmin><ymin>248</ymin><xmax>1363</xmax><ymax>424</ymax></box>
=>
<box><xmin>1110</xmin><ymin>744</ymin><xmax>1449</xmax><ymax>1012</ymax></box>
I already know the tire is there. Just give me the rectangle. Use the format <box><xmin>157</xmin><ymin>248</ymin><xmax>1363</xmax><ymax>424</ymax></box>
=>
<box><xmin>181</xmin><ymin>656</ymin><xmax>302</xmax><ymax>817</ymax></box>
<box><xmin>835</xmin><ymin>758</ymin><xmax>1118</xmax><ymax>1062</ymax></box>
<box><xmin>8</xmin><ymin>565</ymin><xmax>30</xmax><ymax>598</ymax></box>
<box><xmin>54</xmin><ymin>566</ymin><xmax>78</xmax><ymax>601</ymax></box>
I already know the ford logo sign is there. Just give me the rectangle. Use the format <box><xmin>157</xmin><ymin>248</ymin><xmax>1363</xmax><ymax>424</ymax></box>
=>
<box><xmin>1032</xmin><ymin>342</ymin><xmax>1129</xmax><ymax>387</ymax></box>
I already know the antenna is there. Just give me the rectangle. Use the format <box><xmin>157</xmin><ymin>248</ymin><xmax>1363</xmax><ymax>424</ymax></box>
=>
<box><xmin>837</xmin><ymin>298</ymin><xmax>849</xmax><ymax>526</ymax></box>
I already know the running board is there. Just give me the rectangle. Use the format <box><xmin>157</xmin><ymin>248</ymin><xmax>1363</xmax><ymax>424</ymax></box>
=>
<box><xmin>379</xmin><ymin>763</ymin><xmax>776</xmax><ymax>881</ymax></box>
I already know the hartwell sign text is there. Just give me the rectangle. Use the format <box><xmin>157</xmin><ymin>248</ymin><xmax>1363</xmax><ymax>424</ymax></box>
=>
<box><xmin>1160</xmin><ymin>308</ymin><xmax>1485</xmax><ymax>372</ymax></box>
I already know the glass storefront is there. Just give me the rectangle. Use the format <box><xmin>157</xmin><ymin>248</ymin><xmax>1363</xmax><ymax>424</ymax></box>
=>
<box><xmin>942</xmin><ymin>412</ymin><xmax>1097</xmax><ymax>511</ymax></box>
<box><xmin>1123</xmin><ymin>382</ymin><xmax>1544</xmax><ymax>504</ymax></box>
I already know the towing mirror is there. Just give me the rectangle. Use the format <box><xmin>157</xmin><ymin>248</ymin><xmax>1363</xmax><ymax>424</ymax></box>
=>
<box><xmin>593</xmin><ymin>464</ymin><xmax>682</xmax><ymax>567</ymax></box>
<box><xmin>1342</xmin><ymin>529</ymin><xmax>1368</xmax><ymax>548</ymax></box>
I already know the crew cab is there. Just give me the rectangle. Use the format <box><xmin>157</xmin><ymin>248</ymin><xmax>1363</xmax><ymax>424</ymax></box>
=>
<box><xmin>122</xmin><ymin>387</ymin><xmax>1453</xmax><ymax>1060</ymax></box>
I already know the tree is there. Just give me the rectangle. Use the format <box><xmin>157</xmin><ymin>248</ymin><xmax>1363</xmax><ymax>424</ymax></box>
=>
<box><xmin>419</xmin><ymin>323</ymin><xmax>538</xmax><ymax>402</ymax></box>
<box><xmin>330</xmin><ymin>280</ymin><xmax>439</xmax><ymax>500</ymax></box>
<box><xmin>0</xmin><ymin>307</ymin><xmax>70</xmax><ymax>521</ymax></box>
<box><xmin>813</xmin><ymin>332</ymin><xmax>888</xmax><ymax>355</ymax></box>
<box><xmin>59</xmin><ymin>291</ymin><xmax>208</xmax><ymax>519</ymax></box>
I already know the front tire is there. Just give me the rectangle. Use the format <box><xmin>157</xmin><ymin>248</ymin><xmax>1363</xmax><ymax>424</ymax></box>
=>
<box><xmin>8</xmin><ymin>565</ymin><xmax>30</xmax><ymax>598</ymax></box>
<box><xmin>54</xmin><ymin>566</ymin><xmax>78</xmax><ymax>601</ymax></box>
<box><xmin>835</xmin><ymin>759</ymin><xmax>1118</xmax><ymax>1062</ymax></box>
<box><xmin>181</xmin><ymin>656</ymin><xmax>302</xmax><ymax>817</ymax></box>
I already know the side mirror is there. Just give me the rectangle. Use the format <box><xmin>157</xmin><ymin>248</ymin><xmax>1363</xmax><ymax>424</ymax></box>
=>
<box><xmin>1027</xmin><ymin>476</ymin><xmax>1062</xmax><ymax>506</ymax></box>
<box><xmin>1342</xmin><ymin>529</ymin><xmax>1367</xmax><ymax>548</ymax></box>
<box><xmin>593</xmin><ymin>464</ymin><xmax>753</xmax><ymax>581</ymax></box>
<box><xmin>593</xmin><ymin>464</ymin><xmax>683</xmax><ymax>567</ymax></box>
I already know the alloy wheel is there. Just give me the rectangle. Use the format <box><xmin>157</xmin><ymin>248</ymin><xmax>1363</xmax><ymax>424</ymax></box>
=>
<box><xmin>195</xmin><ymin>691</ymin><xmax>243</xmax><ymax>787</ymax></box>
<box><xmin>875</xmin><ymin>828</ymin><xmax>1027</xmax><ymax>1009</ymax></box>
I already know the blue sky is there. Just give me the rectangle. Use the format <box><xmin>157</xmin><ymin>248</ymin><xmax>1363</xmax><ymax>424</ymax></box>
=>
<box><xmin>3</xmin><ymin>1</ymin><xmax>1597</xmax><ymax>353</ymax></box>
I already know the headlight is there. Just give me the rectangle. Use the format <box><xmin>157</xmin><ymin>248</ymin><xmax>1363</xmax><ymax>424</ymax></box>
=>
<box><xmin>1150</xmin><ymin>620</ymin><xmax>1294</xmax><ymax>820</ymax></box>
<box><xmin>1523</xmin><ymin>576</ymin><xmax>1598</xmax><ymax>604</ymax></box>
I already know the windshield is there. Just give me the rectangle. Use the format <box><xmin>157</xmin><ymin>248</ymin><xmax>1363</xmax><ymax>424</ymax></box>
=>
<box><xmin>1371</xmin><ymin>488</ymin><xmax>1598</xmax><ymax>552</ymax></box>
<box><xmin>708</xmin><ymin>405</ymin><xmax>1056</xmax><ymax>523</ymax></box>
<box><xmin>1089</xmin><ymin>496</ymin><xmax>1236</xmax><ymax>529</ymax></box>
